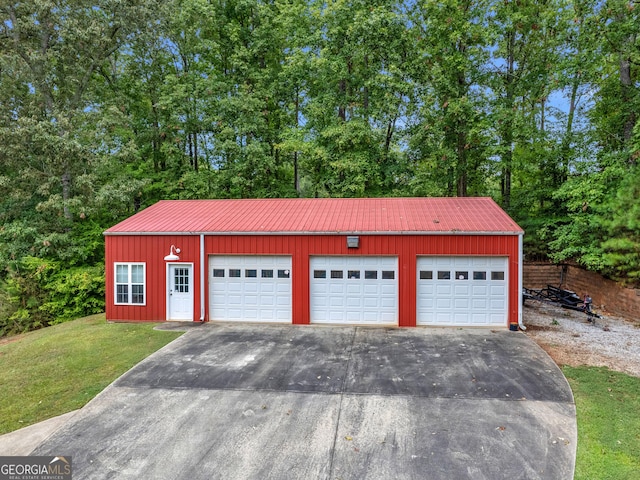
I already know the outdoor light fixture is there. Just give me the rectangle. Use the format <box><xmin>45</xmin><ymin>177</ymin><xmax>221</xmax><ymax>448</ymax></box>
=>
<box><xmin>164</xmin><ymin>245</ymin><xmax>181</xmax><ymax>261</ymax></box>
<box><xmin>347</xmin><ymin>236</ymin><xmax>359</xmax><ymax>248</ymax></box>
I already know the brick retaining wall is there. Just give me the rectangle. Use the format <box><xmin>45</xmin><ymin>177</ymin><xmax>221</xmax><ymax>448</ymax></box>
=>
<box><xmin>524</xmin><ymin>262</ymin><xmax>640</xmax><ymax>323</ymax></box>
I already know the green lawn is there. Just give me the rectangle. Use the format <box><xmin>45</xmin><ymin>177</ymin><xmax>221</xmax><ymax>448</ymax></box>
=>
<box><xmin>563</xmin><ymin>366</ymin><xmax>640</xmax><ymax>480</ymax></box>
<box><xmin>0</xmin><ymin>314</ymin><xmax>182</xmax><ymax>435</ymax></box>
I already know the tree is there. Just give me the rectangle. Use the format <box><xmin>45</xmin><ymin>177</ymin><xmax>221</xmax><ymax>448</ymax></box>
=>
<box><xmin>409</xmin><ymin>0</ymin><xmax>492</xmax><ymax>197</ymax></box>
<box><xmin>299</xmin><ymin>0</ymin><xmax>413</xmax><ymax>197</ymax></box>
<box><xmin>487</xmin><ymin>0</ymin><xmax>564</xmax><ymax>211</ymax></box>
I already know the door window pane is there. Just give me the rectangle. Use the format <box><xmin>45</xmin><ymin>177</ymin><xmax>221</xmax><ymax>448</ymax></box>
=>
<box><xmin>261</xmin><ymin>269</ymin><xmax>274</xmax><ymax>278</ymax></box>
<box><xmin>278</xmin><ymin>269</ymin><xmax>290</xmax><ymax>278</ymax></box>
<box><xmin>491</xmin><ymin>271</ymin><xmax>505</xmax><ymax>280</ymax></box>
<box><xmin>213</xmin><ymin>269</ymin><xmax>225</xmax><ymax>278</ymax></box>
<box><xmin>331</xmin><ymin>270</ymin><xmax>343</xmax><ymax>279</ymax></box>
<box><xmin>437</xmin><ymin>271</ymin><xmax>451</xmax><ymax>280</ymax></box>
<box><xmin>419</xmin><ymin>270</ymin><xmax>433</xmax><ymax>280</ymax></box>
<box><xmin>229</xmin><ymin>269</ymin><xmax>241</xmax><ymax>278</ymax></box>
<box><xmin>174</xmin><ymin>268</ymin><xmax>189</xmax><ymax>293</ymax></box>
<box><xmin>455</xmin><ymin>271</ymin><xmax>469</xmax><ymax>280</ymax></box>
<box><xmin>473</xmin><ymin>271</ymin><xmax>486</xmax><ymax>280</ymax></box>
<box><xmin>364</xmin><ymin>270</ymin><xmax>377</xmax><ymax>279</ymax></box>
<box><xmin>245</xmin><ymin>269</ymin><xmax>257</xmax><ymax>278</ymax></box>
<box><xmin>348</xmin><ymin>270</ymin><xmax>360</xmax><ymax>279</ymax></box>
<box><xmin>314</xmin><ymin>270</ymin><xmax>326</xmax><ymax>279</ymax></box>
<box><xmin>382</xmin><ymin>271</ymin><xmax>395</xmax><ymax>280</ymax></box>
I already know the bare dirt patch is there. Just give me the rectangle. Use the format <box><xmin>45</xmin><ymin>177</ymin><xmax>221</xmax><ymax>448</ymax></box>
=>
<box><xmin>523</xmin><ymin>300</ymin><xmax>640</xmax><ymax>377</ymax></box>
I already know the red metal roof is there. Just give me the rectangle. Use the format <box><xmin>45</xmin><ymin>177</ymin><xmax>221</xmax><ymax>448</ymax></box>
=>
<box><xmin>104</xmin><ymin>198</ymin><xmax>523</xmax><ymax>235</ymax></box>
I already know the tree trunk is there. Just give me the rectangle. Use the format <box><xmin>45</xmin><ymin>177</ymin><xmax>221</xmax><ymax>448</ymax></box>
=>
<box><xmin>338</xmin><ymin>79</ymin><xmax>346</xmax><ymax>121</ymax></box>
<box><xmin>193</xmin><ymin>132</ymin><xmax>199</xmax><ymax>172</ymax></box>
<box><xmin>61</xmin><ymin>171</ymin><xmax>72</xmax><ymax>220</ymax></box>
<box><xmin>294</xmin><ymin>86</ymin><xmax>300</xmax><ymax>195</ymax></box>
<box><xmin>456</xmin><ymin>127</ymin><xmax>467</xmax><ymax>197</ymax></box>
<box><xmin>501</xmin><ymin>30</ymin><xmax>515</xmax><ymax>211</ymax></box>
<box><xmin>620</xmin><ymin>55</ymin><xmax>636</xmax><ymax>163</ymax></box>
<box><xmin>559</xmin><ymin>72</ymin><xmax>579</xmax><ymax>181</ymax></box>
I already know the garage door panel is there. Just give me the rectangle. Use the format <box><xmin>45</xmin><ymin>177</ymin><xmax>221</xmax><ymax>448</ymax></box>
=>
<box><xmin>380</xmin><ymin>297</ymin><xmax>396</xmax><ymax>308</ymax></box>
<box><xmin>363</xmin><ymin>297</ymin><xmax>379</xmax><ymax>308</ymax></box>
<box><xmin>209</xmin><ymin>256</ymin><xmax>292</xmax><ymax>323</ymax></box>
<box><xmin>310</xmin><ymin>256</ymin><xmax>398</xmax><ymax>325</ymax></box>
<box><xmin>472</xmin><ymin>298</ymin><xmax>488</xmax><ymax>309</ymax></box>
<box><xmin>380</xmin><ymin>312</ymin><xmax>397</xmax><ymax>322</ymax></box>
<box><xmin>490</xmin><ymin>299</ymin><xmax>506</xmax><ymax>309</ymax></box>
<box><xmin>244</xmin><ymin>295</ymin><xmax>258</xmax><ymax>306</ymax></box>
<box><xmin>472</xmin><ymin>285</ymin><xmax>488</xmax><ymax>295</ymax></box>
<box><xmin>436</xmin><ymin>298</ymin><xmax>452</xmax><ymax>308</ymax></box>
<box><xmin>417</xmin><ymin>256</ymin><xmax>508</xmax><ymax>327</ymax></box>
<box><xmin>454</xmin><ymin>298</ymin><xmax>470</xmax><ymax>308</ymax></box>
<box><xmin>244</xmin><ymin>283</ymin><xmax>258</xmax><ymax>293</ymax></box>
<box><xmin>227</xmin><ymin>295</ymin><xmax>242</xmax><ymax>305</ymax></box>
<box><xmin>347</xmin><ymin>297</ymin><xmax>362</xmax><ymax>307</ymax></box>
<box><xmin>330</xmin><ymin>297</ymin><xmax>344</xmax><ymax>307</ymax></box>
<box><xmin>381</xmin><ymin>285</ymin><xmax>397</xmax><ymax>295</ymax></box>
<box><xmin>454</xmin><ymin>285</ymin><xmax>470</xmax><ymax>295</ymax></box>
<box><xmin>258</xmin><ymin>283</ymin><xmax>276</xmax><ymax>295</ymax></box>
<box><xmin>314</xmin><ymin>284</ymin><xmax>328</xmax><ymax>295</ymax></box>
<box><xmin>363</xmin><ymin>285</ymin><xmax>379</xmax><ymax>294</ymax></box>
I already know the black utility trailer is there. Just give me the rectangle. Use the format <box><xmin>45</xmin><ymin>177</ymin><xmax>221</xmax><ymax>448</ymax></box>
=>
<box><xmin>523</xmin><ymin>284</ymin><xmax>601</xmax><ymax>320</ymax></box>
<box><xmin>523</xmin><ymin>285</ymin><xmax>582</xmax><ymax>310</ymax></box>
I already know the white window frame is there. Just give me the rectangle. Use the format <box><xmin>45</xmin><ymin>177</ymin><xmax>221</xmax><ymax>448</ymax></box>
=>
<box><xmin>114</xmin><ymin>263</ymin><xmax>146</xmax><ymax>306</ymax></box>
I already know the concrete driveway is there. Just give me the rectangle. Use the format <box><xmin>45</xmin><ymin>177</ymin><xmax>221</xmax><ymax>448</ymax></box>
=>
<box><xmin>32</xmin><ymin>325</ymin><xmax>576</xmax><ymax>479</ymax></box>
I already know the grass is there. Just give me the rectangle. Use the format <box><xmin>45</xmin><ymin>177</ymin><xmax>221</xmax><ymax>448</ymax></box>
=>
<box><xmin>563</xmin><ymin>366</ymin><xmax>640</xmax><ymax>480</ymax></box>
<box><xmin>0</xmin><ymin>314</ymin><xmax>182</xmax><ymax>435</ymax></box>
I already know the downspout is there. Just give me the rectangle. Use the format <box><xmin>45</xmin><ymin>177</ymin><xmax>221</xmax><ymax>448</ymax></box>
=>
<box><xmin>518</xmin><ymin>232</ymin><xmax>526</xmax><ymax>331</ymax></box>
<box><xmin>200</xmin><ymin>234</ymin><xmax>205</xmax><ymax>322</ymax></box>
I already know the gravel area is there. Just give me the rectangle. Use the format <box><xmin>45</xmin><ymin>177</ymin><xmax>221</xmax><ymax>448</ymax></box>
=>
<box><xmin>523</xmin><ymin>299</ymin><xmax>640</xmax><ymax>378</ymax></box>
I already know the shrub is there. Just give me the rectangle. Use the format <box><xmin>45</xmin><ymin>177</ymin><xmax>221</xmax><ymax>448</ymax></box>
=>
<box><xmin>0</xmin><ymin>257</ymin><xmax>105</xmax><ymax>336</ymax></box>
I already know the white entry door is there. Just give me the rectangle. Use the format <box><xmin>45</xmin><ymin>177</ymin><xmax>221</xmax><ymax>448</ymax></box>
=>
<box><xmin>416</xmin><ymin>256</ymin><xmax>508</xmax><ymax>326</ymax></box>
<box><xmin>310</xmin><ymin>256</ymin><xmax>398</xmax><ymax>325</ymax></box>
<box><xmin>167</xmin><ymin>264</ymin><xmax>193</xmax><ymax>321</ymax></box>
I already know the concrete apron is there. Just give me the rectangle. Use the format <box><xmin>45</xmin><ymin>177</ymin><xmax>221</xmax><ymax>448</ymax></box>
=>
<box><xmin>29</xmin><ymin>325</ymin><xmax>576</xmax><ymax>480</ymax></box>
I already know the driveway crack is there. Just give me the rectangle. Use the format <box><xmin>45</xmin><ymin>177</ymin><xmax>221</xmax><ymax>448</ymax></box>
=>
<box><xmin>327</xmin><ymin>326</ymin><xmax>358</xmax><ymax>478</ymax></box>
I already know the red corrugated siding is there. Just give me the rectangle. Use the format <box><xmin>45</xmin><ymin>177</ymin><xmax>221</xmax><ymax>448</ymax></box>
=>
<box><xmin>106</xmin><ymin>233</ymin><xmax>520</xmax><ymax>327</ymax></box>
<box><xmin>106</xmin><ymin>235</ymin><xmax>202</xmax><ymax>322</ymax></box>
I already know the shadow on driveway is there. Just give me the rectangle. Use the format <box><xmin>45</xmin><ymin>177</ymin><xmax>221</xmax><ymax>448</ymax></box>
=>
<box><xmin>33</xmin><ymin>325</ymin><xmax>576</xmax><ymax>479</ymax></box>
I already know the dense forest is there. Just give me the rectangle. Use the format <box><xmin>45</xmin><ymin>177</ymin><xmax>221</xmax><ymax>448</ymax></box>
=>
<box><xmin>1</xmin><ymin>0</ymin><xmax>638</xmax><ymax>334</ymax></box>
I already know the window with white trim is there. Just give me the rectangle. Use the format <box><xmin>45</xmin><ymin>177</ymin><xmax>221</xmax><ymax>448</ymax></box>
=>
<box><xmin>115</xmin><ymin>263</ymin><xmax>146</xmax><ymax>305</ymax></box>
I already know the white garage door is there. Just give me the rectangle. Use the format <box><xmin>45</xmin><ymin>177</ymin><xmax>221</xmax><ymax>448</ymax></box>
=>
<box><xmin>209</xmin><ymin>256</ymin><xmax>291</xmax><ymax>322</ymax></box>
<box><xmin>417</xmin><ymin>256</ymin><xmax>508</xmax><ymax>326</ymax></box>
<box><xmin>310</xmin><ymin>256</ymin><xmax>398</xmax><ymax>325</ymax></box>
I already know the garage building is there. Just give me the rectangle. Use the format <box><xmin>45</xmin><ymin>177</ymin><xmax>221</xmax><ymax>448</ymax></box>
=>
<box><xmin>104</xmin><ymin>197</ymin><xmax>524</xmax><ymax>328</ymax></box>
